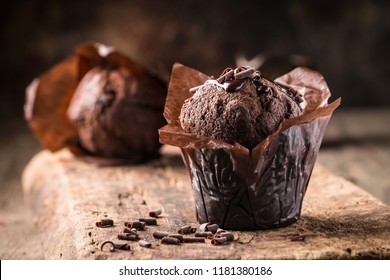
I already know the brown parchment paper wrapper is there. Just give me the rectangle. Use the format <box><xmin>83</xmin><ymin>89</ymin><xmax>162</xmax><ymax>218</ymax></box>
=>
<box><xmin>159</xmin><ymin>63</ymin><xmax>341</xmax><ymax>230</ymax></box>
<box><xmin>25</xmin><ymin>42</ymin><xmax>166</xmax><ymax>164</ymax></box>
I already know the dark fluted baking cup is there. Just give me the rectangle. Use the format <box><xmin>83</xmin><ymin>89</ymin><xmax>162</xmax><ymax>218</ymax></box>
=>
<box><xmin>159</xmin><ymin>63</ymin><xmax>340</xmax><ymax>230</ymax></box>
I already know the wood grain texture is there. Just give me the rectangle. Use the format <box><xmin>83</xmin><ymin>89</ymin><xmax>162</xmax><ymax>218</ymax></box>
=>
<box><xmin>22</xmin><ymin>146</ymin><xmax>390</xmax><ymax>260</ymax></box>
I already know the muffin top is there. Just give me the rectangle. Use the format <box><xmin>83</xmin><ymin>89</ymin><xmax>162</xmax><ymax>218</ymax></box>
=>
<box><xmin>179</xmin><ymin>66</ymin><xmax>304</xmax><ymax>149</ymax></box>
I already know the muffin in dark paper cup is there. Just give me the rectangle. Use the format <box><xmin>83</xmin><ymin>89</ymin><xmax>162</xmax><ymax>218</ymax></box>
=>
<box><xmin>159</xmin><ymin>63</ymin><xmax>340</xmax><ymax>230</ymax></box>
<box><xmin>25</xmin><ymin>42</ymin><xmax>167</xmax><ymax>165</ymax></box>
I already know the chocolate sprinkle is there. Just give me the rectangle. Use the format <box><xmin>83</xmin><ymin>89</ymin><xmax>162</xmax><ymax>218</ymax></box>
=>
<box><xmin>139</xmin><ymin>218</ymin><xmax>157</xmax><ymax>225</ymax></box>
<box><xmin>138</xmin><ymin>240</ymin><xmax>152</xmax><ymax>248</ymax></box>
<box><xmin>177</xmin><ymin>225</ymin><xmax>191</xmax><ymax>234</ymax></box>
<box><xmin>149</xmin><ymin>209</ymin><xmax>162</xmax><ymax>218</ymax></box>
<box><xmin>161</xmin><ymin>237</ymin><xmax>180</xmax><ymax>245</ymax></box>
<box><xmin>167</xmin><ymin>234</ymin><xmax>184</xmax><ymax>242</ymax></box>
<box><xmin>95</xmin><ymin>219</ymin><xmax>114</xmax><ymax>228</ymax></box>
<box><xmin>117</xmin><ymin>234</ymin><xmax>139</xmax><ymax>241</ymax></box>
<box><xmin>182</xmin><ymin>237</ymin><xmax>206</xmax><ymax>243</ymax></box>
<box><xmin>153</xmin><ymin>231</ymin><xmax>170</xmax><ymax>239</ymax></box>
<box><xmin>124</xmin><ymin>221</ymin><xmax>146</xmax><ymax>230</ymax></box>
<box><xmin>211</xmin><ymin>237</ymin><xmax>228</xmax><ymax>245</ymax></box>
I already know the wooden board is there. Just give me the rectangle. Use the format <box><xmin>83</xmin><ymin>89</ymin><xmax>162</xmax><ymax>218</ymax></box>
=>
<box><xmin>22</xmin><ymin>146</ymin><xmax>390</xmax><ymax>259</ymax></box>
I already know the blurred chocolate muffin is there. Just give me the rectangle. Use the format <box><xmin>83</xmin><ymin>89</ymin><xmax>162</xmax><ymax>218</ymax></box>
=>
<box><xmin>25</xmin><ymin>42</ymin><xmax>167</xmax><ymax>163</ymax></box>
<box><xmin>68</xmin><ymin>65</ymin><xmax>166</xmax><ymax>160</ymax></box>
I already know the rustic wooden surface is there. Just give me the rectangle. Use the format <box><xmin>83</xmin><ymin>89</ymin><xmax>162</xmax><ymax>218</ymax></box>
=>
<box><xmin>1</xmin><ymin>109</ymin><xmax>389</xmax><ymax>259</ymax></box>
<box><xmin>0</xmin><ymin>120</ymin><xmax>44</xmax><ymax>259</ymax></box>
<box><xmin>22</xmin><ymin>146</ymin><xmax>390</xmax><ymax>260</ymax></box>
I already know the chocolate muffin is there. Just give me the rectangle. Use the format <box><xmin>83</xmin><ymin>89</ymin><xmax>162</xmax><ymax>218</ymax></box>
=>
<box><xmin>160</xmin><ymin>63</ymin><xmax>340</xmax><ymax>230</ymax></box>
<box><xmin>25</xmin><ymin>42</ymin><xmax>167</xmax><ymax>163</ymax></box>
<box><xmin>180</xmin><ymin>67</ymin><xmax>303</xmax><ymax>149</ymax></box>
<box><xmin>67</xmin><ymin>64</ymin><xmax>166</xmax><ymax>160</ymax></box>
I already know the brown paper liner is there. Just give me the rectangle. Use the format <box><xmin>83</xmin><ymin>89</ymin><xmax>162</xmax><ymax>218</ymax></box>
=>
<box><xmin>159</xmin><ymin>63</ymin><xmax>341</xmax><ymax>230</ymax></box>
<box><xmin>25</xmin><ymin>42</ymin><xmax>166</xmax><ymax>164</ymax></box>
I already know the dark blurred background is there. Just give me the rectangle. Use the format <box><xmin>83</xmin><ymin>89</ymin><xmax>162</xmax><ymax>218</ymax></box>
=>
<box><xmin>1</xmin><ymin>0</ymin><xmax>390</xmax><ymax>120</ymax></box>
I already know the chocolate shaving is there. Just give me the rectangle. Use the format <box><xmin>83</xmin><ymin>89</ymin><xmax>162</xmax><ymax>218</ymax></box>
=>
<box><xmin>216</xmin><ymin>69</ymin><xmax>235</xmax><ymax>83</ymax></box>
<box><xmin>161</xmin><ymin>237</ymin><xmax>180</xmax><ymax>245</ymax></box>
<box><xmin>123</xmin><ymin>228</ymin><xmax>139</xmax><ymax>236</ymax></box>
<box><xmin>124</xmin><ymin>221</ymin><xmax>146</xmax><ymax>230</ymax></box>
<box><xmin>153</xmin><ymin>231</ymin><xmax>170</xmax><ymax>239</ymax></box>
<box><xmin>194</xmin><ymin>231</ymin><xmax>213</xmax><ymax>238</ymax></box>
<box><xmin>218</xmin><ymin>232</ymin><xmax>234</xmax><ymax>241</ymax></box>
<box><xmin>216</xmin><ymin>232</ymin><xmax>234</xmax><ymax>241</ymax></box>
<box><xmin>189</xmin><ymin>226</ymin><xmax>197</xmax><ymax>233</ymax></box>
<box><xmin>234</xmin><ymin>67</ymin><xmax>255</xmax><ymax>80</ymax></box>
<box><xmin>118</xmin><ymin>234</ymin><xmax>139</xmax><ymax>241</ymax></box>
<box><xmin>211</xmin><ymin>237</ymin><xmax>228</xmax><ymax>245</ymax></box>
<box><xmin>100</xmin><ymin>241</ymin><xmax>115</xmax><ymax>252</ymax></box>
<box><xmin>138</xmin><ymin>240</ymin><xmax>152</xmax><ymax>248</ymax></box>
<box><xmin>198</xmin><ymin>222</ymin><xmax>210</xmax><ymax>232</ymax></box>
<box><xmin>149</xmin><ymin>209</ymin><xmax>162</xmax><ymax>218</ymax></box>
<box><xmin>95</xmin><ymin>219</ymin><xmax>114</xmax><ymax>228</ymax></box>
<box><xmin>139</xmin><ymin>218</ymin><xmax>157</xmax><ymax>225</ymax></box>
<box><xmin>177</xmin><ymin>225</ymin><xmax>191</xmax><ymax>234</ymax></box>
<box><xmin>113</xmin><ymin>243</ymin><xmax>131</xmax><ymax>251</ymax></box>
<box><xmin>167</xmin><ymin>234</ymin><xmax>184</xmax><ymax>242</ymax></box>
<box><xmin>182</xmin><ymin>237</ymin><xmax>206</xmax><ymax>243</ymax></box>
<box><xmin>198</xmin><ymin>222</ymin><xmax>218</xmax><ymax>233</ymax></box>
<box><xmin>206</xmin><ymin>224</ymin><xmax>219</xmax><ymax>234</ymax></box>
<box><xmin>100</xmin><ymin>241</ymin><xmax>130</xmax><ymax>252</ymax></box>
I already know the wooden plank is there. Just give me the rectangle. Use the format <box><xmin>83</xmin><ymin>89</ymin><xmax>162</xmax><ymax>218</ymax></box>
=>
<box><xmin>22</xmin><ymin>146</ymin><xmax>390</xmax><ymax>259</ymax></box>
<box><xmin>0</xmin><ymin>120</ymin><xmax>44</xmax><ymax>260</ymax></box>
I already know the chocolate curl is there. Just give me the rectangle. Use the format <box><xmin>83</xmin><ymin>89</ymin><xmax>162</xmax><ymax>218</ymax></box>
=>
<box><xmin>161</xmin><ymin>237</ymin><xmax>180</xmax><ymax>245</ymax></box>
<box><xmin>159</xmin><ymin>63</ymin><xmax>341</xmax><ymax>230</ymax></box>
<box><xmin>206</xmin><ymin>224</ymin><xmax>219</xmax><ymax>234</ymax></box>
<box><xmin>149</xmin><ymin>209</ymin><xmax>162</xmax><ymax>218</ymax></box>
<box><xmin>138</xmin><ymin>240</ymin><xmax>152</xmax><ymax>248</ymax></box>
<box><xmin>183</xmin><ymin>237</ymin><xmax>206</xmax><ymax>243</ymax></box>
<box><xmin>95</xmin><ymin>219</ymin><xmax>114</xmax><ymax>228</ymax></box>
<box><xmin>113</xmin><ymin>243</ymin><xmax>131</xmax><ymax>251</ymax></box>
<box><xmin>198</xmin><ymin>222</ymin><xmax>210</xmax><ymax>232</ymax></box>
<box><xmin>198</xmin><ymin>222</ymin><xmax>218</xmax><ymax>233</ymax></box>
<box><xmin>139</xmin><ymin>218</ymin><xmax>157</xmax><ymax>225</ymax></box>
<box><xmin>216</xmin><ymin>232</ymin><xmax>234</xmax><ymax>241</ymax></box>
<box><xmin>153</xmin><ymin>231</ymin><xmax>170</xmax><ymax>239</ymax></box>
<box><xmin>189</xmin><ymin>227</ymin><xmax>197</xmax><ymax>233</ymax></box>
<box><xmin>100</xmin><ymin>241</ymin><xmax>116</xmax><ymax>252</ymax></box>
<box><xmin>100</xmin><ymin>241</ymin><xmax>131</xmax><ymax>252</ymax></box>
<box><xmin>177</xmin><ymin>225</ymin><xmax>191</xmax><ymax>234</ymax></box>
<box><xmin>118</xmin><ymin>234</ymin><xmax>139</xmax><ymax>241</ymax></box>
<box><xmin>124</xmin><ymin>221</ymin><xmax>146</xmax><ymax>230</ymax></box>
<box><xmin>211</xmin><ymin>237</ymin><xmax>228</xmax><ymax>246</ymax></box>
<box><xmin>123</xmin><ymin>228</ymin><xmax>138</xmax><ymax>235</ymax></box>
<box><xmin>194</xmin><ymin>231</ymin><xmax>214</xmax><ymax>238</ymax></box>
<box><xmin>167</xmin><ymin>234</ymin><xmax>184</xmax><ymax>242</ymax></box>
